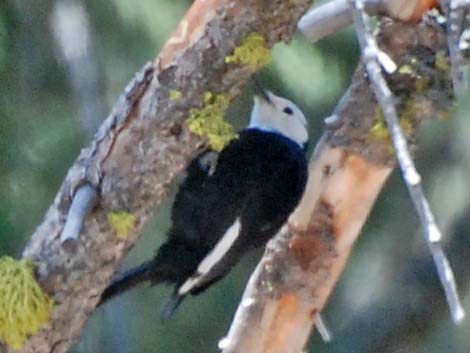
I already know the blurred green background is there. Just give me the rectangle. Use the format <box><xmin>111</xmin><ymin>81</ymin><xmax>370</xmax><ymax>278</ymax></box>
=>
<box><xmin>1</xmin><ymin>0</ymin><xmax>469</xmax><ymax>352</ymax></box>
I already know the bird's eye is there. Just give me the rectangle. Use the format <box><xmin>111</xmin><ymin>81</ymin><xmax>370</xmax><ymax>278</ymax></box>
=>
<box><xmin>283</xmin><ymin>107</ymin><xmax>294</xmax><ymax>115</ymax></box>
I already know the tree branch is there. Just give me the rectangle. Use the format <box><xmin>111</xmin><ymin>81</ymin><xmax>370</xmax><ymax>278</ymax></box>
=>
<box><xmin>3</xmin><ymin>1</ymin><xmax>313</xmax><ymax>352</ymax></box>
<box><xmin>440</xmin><ymin>0</ymin><xmax>470</xmax><ymax>95</ymax></box>
<box><xmin>59</xmin><ymin>184</ymin><xmax>98</xmax><ymax>245</ymax></box>
<box><xmin>298</xmin><ymin>0</ymin><xmax>439</xmax><ymax>42</ymax></box>
<box><xmin>221</xmin><ymin>15</ymin><xmax>456</xmax><ymax>353</ymax></box>
<box><xmin>350</xmin><ymin>0</ymin><xmax>465</xmax><ymax>324</ymax></box>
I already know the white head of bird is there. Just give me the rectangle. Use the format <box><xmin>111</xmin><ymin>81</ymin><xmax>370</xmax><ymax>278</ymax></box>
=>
<box><xmin>249</xmin><ymin>91</ymin><xmax>309</xmax><ymax>148</ymax></box>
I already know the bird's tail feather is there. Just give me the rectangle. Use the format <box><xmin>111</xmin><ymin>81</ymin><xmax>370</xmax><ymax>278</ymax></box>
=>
<box><xmin>98</xmin><ymin>261</ymin><xmax>153</xmax><ymax>306</ymax></box>
<box><xmin>161</xmin><ymin>294</ymin><xmax>185</xmax><ymax>320</ymax></box>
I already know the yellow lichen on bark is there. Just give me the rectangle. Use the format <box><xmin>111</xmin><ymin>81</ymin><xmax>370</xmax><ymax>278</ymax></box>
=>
<box><xmin>225</xmin><ymin>32</ymin><xmax>272</xmax><ymax>70</ymax></box>
<box><xmin>107</xmin><ymin>211</ymin><xmax>137</xmax><ymax>239</ymax></box>
<box><xmin>187</xmin><ymin>92</ymin><xmax>237</xmax><ymax>151</ymax></box>
<box><xmin>0</xmin><ymin>257</ymin><xmax>54</xmax><ymax>349</ymax></box>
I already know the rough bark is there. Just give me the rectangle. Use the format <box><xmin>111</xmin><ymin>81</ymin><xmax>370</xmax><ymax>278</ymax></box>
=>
<box><xmin>3</xmin><ymin>1</ymin><xmax>313</xmax><ymax>353</ymax></box>
<box><xmin>221</xmin><ymin>17</ymin><xmax>453</xmax><ymax>353</ymax></box>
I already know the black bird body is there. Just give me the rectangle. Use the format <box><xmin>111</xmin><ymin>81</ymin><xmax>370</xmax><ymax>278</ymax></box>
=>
<box><xmin>100</xmin><ymin>91</ymin><xmax>309</xmax><ymax>315</ymax></box>
<box><xmin>156</xmin><ymin>129</ymin><xmax>307</xmax><ymax>293</ymax></box>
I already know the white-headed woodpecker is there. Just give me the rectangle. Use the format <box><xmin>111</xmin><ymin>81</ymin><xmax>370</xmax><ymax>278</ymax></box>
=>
<box><xmin>100</xmin><ymin>83</ymin><xmax>309</xmax><ymax>317</ymax></box>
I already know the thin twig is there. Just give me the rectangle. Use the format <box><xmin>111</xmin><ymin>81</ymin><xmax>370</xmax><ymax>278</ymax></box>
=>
<box><xmin>350</xmin><ymin>0</ymin><xmax>466</xmax><ymax>324</ymax></box>
<box><xmin>60</xmin><ymin>184</ymin><xmax>98</xmax><ymax>245</ymax></box>
<box><xmin>440</xmin><ymin>0</ymin><xmax>470</xmax><ymax>94</ymax></box>
<box><xmin>315</xmin><ymin>314</ymin><xmax>333</xmax><ymax>342</ymax></box>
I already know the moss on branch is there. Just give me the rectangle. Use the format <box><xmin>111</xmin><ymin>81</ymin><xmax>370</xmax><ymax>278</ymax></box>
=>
<box><xmin>0</xmin><ymin>257</ymin><xmax>54</xmax><ymax>349</ymax></box>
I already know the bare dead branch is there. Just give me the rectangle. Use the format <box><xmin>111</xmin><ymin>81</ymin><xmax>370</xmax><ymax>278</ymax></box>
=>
<box><xmin>60</xmin><ymin>184</ymin><xmax>98</xmax><ymax>245</ymax></box>
<box><xmin>222</xmin><ymin>16</ymin><xmax>456</xmax><ymax>352</ymax></box>
<box><xmin>298</xmin><ymin>0</ymin><xmax>439</xmax><ymax>42</ymax></box>
<box><xmin>315</xmin><ymin>314</ymin><xmax>333</xmax><ymax>342</ymax></box>
<box><xmin>3</xmin><ymin>1</ymin><xmax>314</xmax><ymax>352</ymax></box>
<box><xmin>350</xmin><ymin>0</ymin><xmax>465</xmax><ymax>324</ymax></box>
<box><xmin>298</xmin><ymin>0</ymin><xmax>382</xmax><ymax>42</ymax></box>
<box><xmin>51</xmin><ymin>0</ymin><xmax>104</xmax><ymax>245</ymax></box>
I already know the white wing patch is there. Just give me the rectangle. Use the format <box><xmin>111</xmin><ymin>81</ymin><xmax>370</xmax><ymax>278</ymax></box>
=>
<box><xmin>178</xmin><ymin>218</ymin><xmax>242</xmax><ymax>295</ymax></box>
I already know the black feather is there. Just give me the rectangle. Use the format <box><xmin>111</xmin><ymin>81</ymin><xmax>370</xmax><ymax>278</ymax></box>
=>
<box><xmin>99</xmin><ymin>261</ymin><xmax>152</xmax><ymax>305</ymax></box>
<box><xmin>161</xmin><ymin>294</ymin><xmax>185</xmax><ymax>320</ymax></box>
<box><xmin>99</xmin><ymin>128</ymin><xmax>308</xmax><ymax>315</ymax></box>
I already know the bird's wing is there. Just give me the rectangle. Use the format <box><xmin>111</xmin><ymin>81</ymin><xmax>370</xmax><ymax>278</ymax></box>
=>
<box><xmin>168</xmin><ymin>138</ymin><xmax>259</xmax><ymax>295</ymax></box>
<box><xmin>177</xmin><ymin>217</ymin><xmax>242</xmax><ymax>295</ymax></box>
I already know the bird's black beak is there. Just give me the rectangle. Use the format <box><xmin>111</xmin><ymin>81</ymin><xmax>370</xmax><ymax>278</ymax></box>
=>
<box><xmin>251</xmin><ymin>76</ymin><xmax>271</xmax><ymax>104</ymax></box>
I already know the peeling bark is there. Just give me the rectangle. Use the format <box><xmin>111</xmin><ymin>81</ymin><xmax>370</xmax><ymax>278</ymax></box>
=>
<box><xmin>4</xmin><ymin>1</ymin><xmax>313</xmax><ymax>353</ymax></box>
<box><xmin>221</xmin><ymin>17</ymin><xmax>453</xmax><ymax>353</ymax></box>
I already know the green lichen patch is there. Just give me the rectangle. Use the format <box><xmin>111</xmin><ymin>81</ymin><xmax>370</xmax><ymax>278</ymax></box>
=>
<box><xmin>169</xmin><ymin>89</ymin><xmax>183</xmax><ymax>101</ymax></box>
<box><xmin>0</xmin><ymin>257</ymin><xmax>54</xmax><ymax>349</ymax></box>
<box><xmin>225</xmin><ymin>32</ymin><xmax>271</xmax><ymax>70</ymax></box>
<box><xmin>400</xmin><ymin>99</ymin><xmax>427</xmax><ymax>125</ymax></box>
<box><xmin>435</xmin><ymin>50</ymin><xmax>450</xmax><ymax>72</ymax></box>
<box><xmin>415</xmin><ymin>76</ymin><xmax>430</xmax><ymax>93</ymax></box>
<box><xmin>367</xmin><ymin>106</ymin><xmax>416</xmax><ymax>154</ymax></box>
<box><xmin>107</xmin><ymin>211</ymin><xmax>136</xmax><ymax>239</ymax></box>
<box><xmin>261</xmin><ymin>279</ymin><xmax>275</xmax><ymax>293</ymax></box>
<box><xmin>187</xmin><ymin>92</ymin><xmax>237</xmax><ymax>151</ymax></box>
<box><xmin>398</xmin><ymin>64</ymin><xmax>413</xmax><ymax>75</ymax></box>
<box><xmin>397</xmin><ymin>60</ymin><xmax>431</xmax><ymax>94</ymax></box>
<box><xmin>369</xmin><ymin>116</ymin><xmax>390</xmax><ymax>141</ymax></box>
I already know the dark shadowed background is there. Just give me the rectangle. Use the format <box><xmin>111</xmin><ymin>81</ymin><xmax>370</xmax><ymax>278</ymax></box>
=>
<box><xmin>0</xmin><ymin>0</ymin><xmax>469</xmax><ymax>352</ymax></box>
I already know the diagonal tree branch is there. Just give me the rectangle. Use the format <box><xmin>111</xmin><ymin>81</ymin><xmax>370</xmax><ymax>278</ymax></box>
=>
<box><xmin>221</xmin><ymin>15</ymin><xmax>456</xmax><ymax>353</ymax></box>
<box><xmin>2</xmin><ymin>1</ymin><xmax>314</xmax><ymax>352</ymax></box>
<box><xmin>350</xmin><ymin>0</ymin><xmax>465</xmax><ymax>324</ymax></box>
